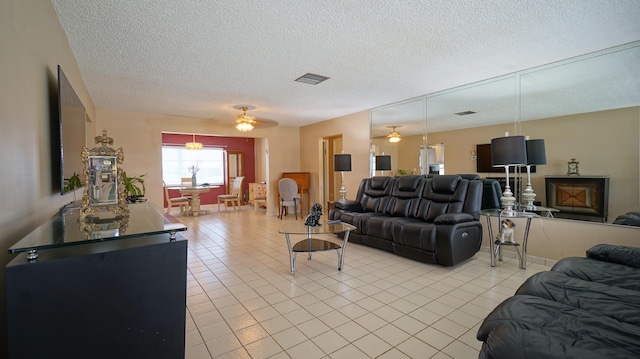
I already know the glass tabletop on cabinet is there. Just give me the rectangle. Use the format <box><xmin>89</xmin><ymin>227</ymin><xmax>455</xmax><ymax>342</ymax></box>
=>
<box><xmin>8</xmin><ymin>203</ymin><xmax>187</xmax><ymax>254</ymax></box>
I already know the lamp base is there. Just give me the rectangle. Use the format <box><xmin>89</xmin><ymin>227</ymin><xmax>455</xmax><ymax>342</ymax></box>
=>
<box><xmin>339</xmin><ymin>183</ymin><xmax>347</xmax><ymax>201</ymax></box>
<box><xmin>522</xmin><ymin>185</ymin><xmax>536</xmax><ymax>210</ymax></box>
<box><xmin>500</xmin><ymin>186</ymin><xmax>517</xmax><ymax>217</ymax></box>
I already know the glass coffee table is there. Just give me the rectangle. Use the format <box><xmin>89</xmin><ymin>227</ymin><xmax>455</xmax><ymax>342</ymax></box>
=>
<box><xmin>278</xmin><ymin>220</ymin><xmax>356</xmax><ymax>274</ymax></box>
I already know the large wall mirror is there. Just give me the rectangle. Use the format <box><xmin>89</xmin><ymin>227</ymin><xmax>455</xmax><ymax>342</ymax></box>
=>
<box><xmin>371</xmin><ymin>40</ymin><xmax>640</xmax><ymax>225</ymax></box>
<box><xmin>370</xmin><ymin>97</ymin><xmax>427</xmax><ymax>177</ymax></box>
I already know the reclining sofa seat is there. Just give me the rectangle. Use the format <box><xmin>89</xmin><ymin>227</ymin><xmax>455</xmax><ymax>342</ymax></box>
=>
<box><xmin>329</xmin><ymin>174</ymin><xmax>483</xmax><ymax>266</ymax></box>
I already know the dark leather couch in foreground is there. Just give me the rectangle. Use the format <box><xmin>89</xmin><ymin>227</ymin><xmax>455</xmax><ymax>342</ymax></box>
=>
<box><xmin>477</xmin><ymin>244</ymin><xmax>640</xmax><ymax>359</ymax></box>
<box><xmin>328</xmin><ymin>175</ymin><xmax>483</xmax><ymax>266</ymax></box>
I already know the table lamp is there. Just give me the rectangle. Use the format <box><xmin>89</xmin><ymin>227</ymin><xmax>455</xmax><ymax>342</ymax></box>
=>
<box><xmin>491</xmin><ymin>134</ymin><xmax>527</xmax><ymax>216</ymax></box>
<box><xmin>334</xmin><ymin>154</ymin><xmax>352</xmax><ymax>200</ymax></box>
<box><xmin>522</xmin><ymin>139</ymin><xmax>547</xmax><ymax>210</ymax></box>
<box><xmin>375</xmin><ymin>155</ymin><xmax>391</xmax><ymax>176</ymax></box>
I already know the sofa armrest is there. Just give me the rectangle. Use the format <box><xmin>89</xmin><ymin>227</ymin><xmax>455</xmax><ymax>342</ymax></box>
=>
<box><xmin>334</xmin><ymin>200</ymin><xmax>364</xmax><ymax>212</ymax></box>
<box><xmin>586</xmin><ymin>244</ymin><xmax>640</xmax><ymax>268</ymax></box>
<box><xmin>434</xmin><ymin>212</ymin><xmax>475</xmax><ymax>224</ymax></box>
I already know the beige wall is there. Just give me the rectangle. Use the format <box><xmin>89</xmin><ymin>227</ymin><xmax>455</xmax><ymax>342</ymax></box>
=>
<box><xmin>299</xmin><ymin>110</ymin><xmax>370</xmax><ymax>205</ymax></box>
<box><xmin>0</xmin><ymin>0</ymin><xmax>97</xmax><ymax>351</ymax></box>
<box><xmin>94</xmin><ymin>109</ymin><xmax>300</xmax><ymax>216</ymax></box>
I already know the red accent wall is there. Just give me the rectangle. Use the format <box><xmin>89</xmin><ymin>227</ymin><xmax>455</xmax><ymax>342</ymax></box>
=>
<box><xmin>162</xmin><ymin>133</ymin><xmax>255</xmax><ymax>205</ymax></box>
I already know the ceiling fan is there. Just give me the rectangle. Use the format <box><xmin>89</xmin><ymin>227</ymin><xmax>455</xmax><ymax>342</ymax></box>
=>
<box><xmin>232</xmin><ymin>105</ymin><xmax>278</xmax><ymax>132</ymax></box>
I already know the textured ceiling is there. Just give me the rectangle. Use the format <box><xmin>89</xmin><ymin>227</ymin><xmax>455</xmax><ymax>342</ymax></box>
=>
<box><xmin>52</xmin><ymin>0</ymin><xmax>640</xmax><ymax>129</ymax></box>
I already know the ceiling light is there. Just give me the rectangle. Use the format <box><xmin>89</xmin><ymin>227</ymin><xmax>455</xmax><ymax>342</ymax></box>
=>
<box><xmin>235</xmin><ymin>106</ymin><xmax>256</xmax><ymax>132</ymax></box>
<box><xmin>295</xmin><ymin>73</ymin><xmax>330</xmax><ymax>85</ymax></box>
<box><xmin>388</xmin><ymin>126</ymin><xmax>401</xmax><ymax>143</ymax></box>
<box><xmin>185</xmin><ymin>134</ymin><xmax>203</xmax><ymax>150</ymax></box>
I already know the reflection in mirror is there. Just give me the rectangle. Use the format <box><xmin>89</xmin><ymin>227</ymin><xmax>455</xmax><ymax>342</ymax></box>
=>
<box><xmin>425</xmin><ymin>75</ymin><xmax>519</xmax><ymax>176</ymax></box>
<box><xmin>426</xmin><ymin>144</ymin><xmax>445</xmax><ymax>174</ymax></box>
<box><xmin>89</xmin><ymin>156</ymin><xmax>118</xmax><ymax>205</ymax></box>
<box><xmin>520</xmin><ymin>42</ymin><xmax>640</xmax><ymax>223</ymax></box>
<box><xmin>369</xmin><ymin>40</ymin><xmax>639</xmax><ymax>226</ymax></box>
<box><xmin>370</xmin><ymin>97</ymin><xmax>426</xmax><ymax>176</ymax></box>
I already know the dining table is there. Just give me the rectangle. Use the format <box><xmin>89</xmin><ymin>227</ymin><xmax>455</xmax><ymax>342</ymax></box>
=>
<box><xmin>170</xmin><ymin>185</ymin><xmax>219</xmax><ymax>216</ymax></box>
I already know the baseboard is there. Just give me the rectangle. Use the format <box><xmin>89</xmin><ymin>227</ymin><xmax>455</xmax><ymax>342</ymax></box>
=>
<box><xmin>480</xmin><ymin>245</ymin><xmax>558</xmax><ymax>267</ymax></box>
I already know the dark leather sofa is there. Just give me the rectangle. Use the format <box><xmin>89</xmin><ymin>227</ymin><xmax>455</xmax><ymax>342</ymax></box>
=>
<box><xmin>328</xmin><ymin>174</ymin><xmax>484</xmax><ymax>266</ymax></box>
<box><xmin>477</xmin><ymin>244</ymin><xmax>640</xmax><ymax>359</ymax></box>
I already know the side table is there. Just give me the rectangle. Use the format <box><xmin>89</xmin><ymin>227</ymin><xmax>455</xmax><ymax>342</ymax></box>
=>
<box><xmin>480</xmin><ymin>209</ymin><xmax>539</xmax><ymax>269</ymax></box>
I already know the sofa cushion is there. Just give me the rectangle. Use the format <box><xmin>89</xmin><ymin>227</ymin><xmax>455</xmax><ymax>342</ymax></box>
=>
<box><xmin>586</xmin><ymin>244</ymin><xmax>640</xmax><ymax>268</ymax></box>
<box><xmin>397</xmin><ymin>175</ymin><xmax>423</xmax><ymax>191</ymax></box>
<box><xmin>432</xmin><ymin>175</ymin><xmax>460</xmax><ymax>193</ymax></box>
<box><xmin>434</xmin><ymin>212</ymin><xmax>474</xmax><ymax>224</ymax></box>
<box><xmin>392</xmin><ymin>220</ymin><xmax>437</xmax><ymax>251</ymax></box>
<box><xmin>386</xmin><ymin>175</ymin><xmax>425</xmax><ymax>217</ymax></box>
<box><xmin>371</xmin><ymin>176</ymin><xmax>392</xmax><ymax>190</ymax></box>
<box><xmin>334</xmin><ymin>199</ymin><xmax>363</xmax><ymax>212</ymax></box>
<box><xmin>359</xmin><ymin>176</ymin><xmax>395</xmax><ymax>213</ymax></box>
<box><xmin>552</xmin><ymin>257</ymin><xmax>640</xmax><ymax>291</ymax></box>
<box><xmin>418</xmin><ymin>176</ymin><xmax>468</xmax><ymax>222</ymax></box>
<box><xmin>478</xmin><ymin>295</ymin><xmax>640</xmax><ymax>359</ymax></box>
<box><xmin>517</xmin><ymin>271</ymin><xmax>640</xmax><ymax>326</ymax></box>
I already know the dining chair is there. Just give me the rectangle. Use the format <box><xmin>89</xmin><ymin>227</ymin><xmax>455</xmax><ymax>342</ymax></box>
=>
<box><xmin>217</xmin><ymin>176</ymin><xmax>244</xmax><ymax>211</ymax></box>
<box><xmin>278</xmin><ymin>178</ymin><xmax>300</xmax><ymax>219</ymax></box>
<box><xmin>163</xmin><ymin>181</ymin><xmax>191</xmax><ymax>215</ymax></box>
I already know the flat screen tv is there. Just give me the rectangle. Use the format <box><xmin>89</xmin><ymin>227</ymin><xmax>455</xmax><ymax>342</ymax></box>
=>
<box><xmin>58</xmin><ymin>65</ymin><xmax>86</xmax><ymax>195</ymax></box>
<box><xmin>476</xmin><ymin>143</ymin><xmax>535</xmax><ymax>174</ymax></box>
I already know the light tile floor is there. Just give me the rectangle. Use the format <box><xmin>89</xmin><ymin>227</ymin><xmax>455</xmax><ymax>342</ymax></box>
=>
<box><xmin>178</xmin><ymin>205</ymin><xmax>551</xmax><ymax>359</ymax></box>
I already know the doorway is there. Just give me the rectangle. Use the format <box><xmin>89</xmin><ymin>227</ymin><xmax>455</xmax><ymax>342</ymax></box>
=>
<box><xmin>321</xmin><ymin>135</ymin><xmax>343</xmax><ymax>207</ymax></box>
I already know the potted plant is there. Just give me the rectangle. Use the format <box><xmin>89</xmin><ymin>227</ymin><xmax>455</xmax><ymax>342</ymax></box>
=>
<box><xmin>394</xmin><ymin>169</ymin><xmax>414</xmax><ymax>176</ymax></box>
<box><xmin>122</xmin><ymin>171</ymin><xmax>146</xmax><ymax>203</ymax></box>
<box><xmin>63</xmin><ymin>171</ymin><xmax>83</xmax><ymax>201</ymax></box>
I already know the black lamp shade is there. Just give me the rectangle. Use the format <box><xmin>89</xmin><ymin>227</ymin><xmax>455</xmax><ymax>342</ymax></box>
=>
<box><xmin>491</xmin><ymin>135</ymin><xmax>527</xmax><ymax>166</ymax></box>
<box><xmin>375</xmin><ymin>155</ymin><xmax>392</xmax><ymax>171</ymax></box>
<box><xmin>526</xmin><ymin>139</ymin><xmax>547</xmax><ymax>165</ymax></box>
<box><xmin>334</xmin><ymin>154</ymin><xmax>352</xmax><ymax>172</ymax></box>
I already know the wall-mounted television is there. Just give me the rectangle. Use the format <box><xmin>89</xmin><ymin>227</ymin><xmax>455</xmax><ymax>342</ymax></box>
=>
<box><xmin>58</xmin><ymin>65</ymin><xmax>86</xmax><ymax>195</ymax></box>
<box><xmin>476</xmin><ymin>143</ymin><xmax>535</xmax><ymax>174</ymax></box>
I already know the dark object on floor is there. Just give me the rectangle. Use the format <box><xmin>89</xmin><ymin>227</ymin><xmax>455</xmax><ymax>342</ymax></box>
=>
<box><xmin>477</xmin><ymin>243</ymin><xmax>640</xmax><ymax>359</ymax></box>
<box><xmin>328</xmin><ymin>175</ymin><xmax>483</xmax><ymax>266</ymax></box>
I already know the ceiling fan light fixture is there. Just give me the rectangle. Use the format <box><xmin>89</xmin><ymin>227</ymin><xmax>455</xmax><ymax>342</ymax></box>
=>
<box><xmin>235</xmin><ymin>106</ymin><xmax>256</xmax><ymax>132</ymax></box>
<box><xmin>388</xmin><ymin>126</ymin><xmax>401</xmax><ymax>143</ymax></box>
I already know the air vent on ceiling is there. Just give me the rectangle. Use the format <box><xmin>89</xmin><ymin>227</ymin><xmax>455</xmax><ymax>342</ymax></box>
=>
<box><xmin>455</xmin><ymin>110</ymin><xmax>476</xmax><ymax>116</ymax></box>
<box><xmin>295</xmin><ymin>73</ymin><xmax>330</xmax><ymax>85</ymax></box>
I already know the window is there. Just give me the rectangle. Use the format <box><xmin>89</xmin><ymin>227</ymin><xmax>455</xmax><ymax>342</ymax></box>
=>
<box><xmin>162</xmin><ymin>146</ymin><xmax>225</xmax><ymax>186</ymax></box>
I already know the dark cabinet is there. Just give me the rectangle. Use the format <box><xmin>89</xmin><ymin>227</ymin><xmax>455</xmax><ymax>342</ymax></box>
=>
<box><xmin>545</xmin><ymin>176</ymin><xmax>609</xmax><ymax>222</ymax></box>
<box><xmin>6</xmin><ymin>204</ymin><xmax>188</xmax><ymax>359</ymax></box>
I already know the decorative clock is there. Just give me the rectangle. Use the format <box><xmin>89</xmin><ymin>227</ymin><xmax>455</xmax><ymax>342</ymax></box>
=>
<box><xmin>567</xmin><ymin>158</ymin><xmax>580</xmax><ymax>176</ymax></box>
